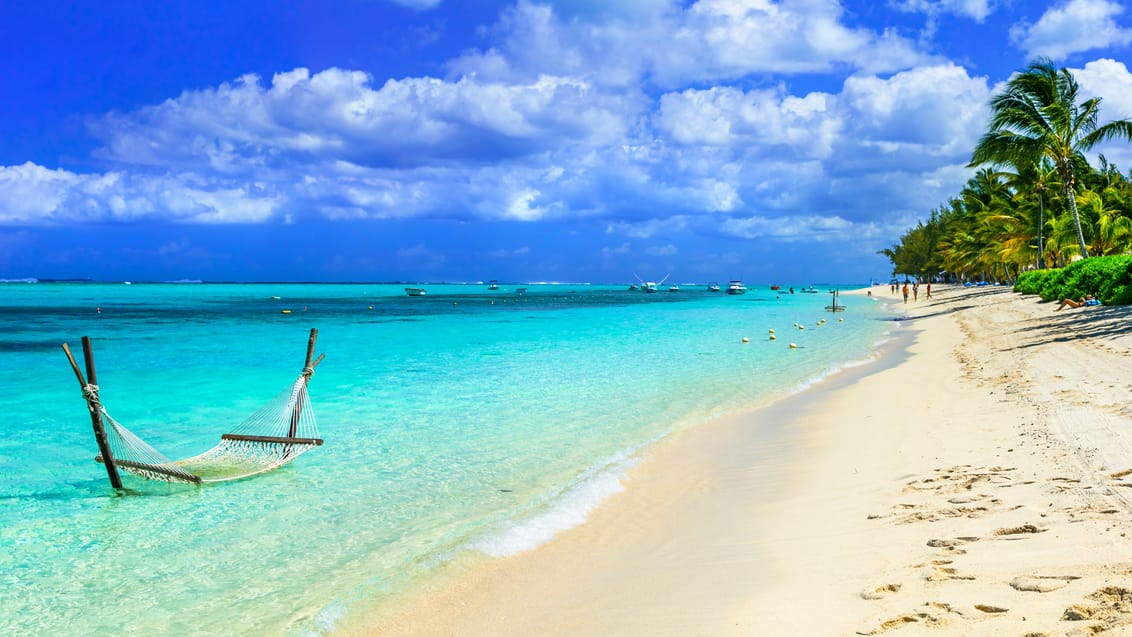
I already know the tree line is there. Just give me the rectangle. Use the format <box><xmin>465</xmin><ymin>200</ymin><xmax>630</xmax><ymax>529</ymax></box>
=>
<box><xmin>880</xmin><ymin>58</ymin><xmax>1132</xmax><ymax>283</ymax></box>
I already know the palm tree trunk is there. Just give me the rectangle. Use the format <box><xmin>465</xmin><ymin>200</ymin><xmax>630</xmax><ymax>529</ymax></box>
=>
<box><xmin>1037</xmin><ymin>194</ymin><xmax>1045</xmax><ymax>269</ymax></box>
<box><xmin>1066</xmin><ymin>184</ymin><xmax>1090</xmax><ymax>258</ymax></box>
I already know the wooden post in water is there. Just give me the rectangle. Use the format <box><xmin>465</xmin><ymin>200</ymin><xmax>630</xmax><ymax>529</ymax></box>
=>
<box><xmin>289</xmin><ymin>328</ymin><xmax>319</xmax><ymax>438</ymax></box>
<box><xmin>61</xmin><ymin>338</ymin><xmax>123</xmax><ymax>490</ymax></box>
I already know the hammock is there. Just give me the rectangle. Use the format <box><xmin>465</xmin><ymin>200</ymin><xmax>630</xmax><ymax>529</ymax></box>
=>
<box><xmin>63</xmin><ymin>329</ymin><xmax>325</xmax><ymax>486</ymax></box>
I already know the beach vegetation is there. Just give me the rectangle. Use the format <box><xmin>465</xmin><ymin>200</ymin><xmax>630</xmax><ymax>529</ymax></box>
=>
<box><xmin>969</xmin><ymin>57</ymin><xmax>1132</xmax><ymax>259</ymax></box>
<box><xmin>881</xmin><ymin>58</ymin><xmax>1132</xmax><ymax>295</ymax></box>
<box><xmin>1014</xmin><ymin>254</ymin><xmax>1132</xmax><ymax>305</ymax></box>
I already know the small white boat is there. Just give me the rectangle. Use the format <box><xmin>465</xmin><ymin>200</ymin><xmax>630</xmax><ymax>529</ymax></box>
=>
<box><xmin>799</xmin><ymin>286</ymin><xmax>820</xmax><ymax>293</ymax></box>
<box><xmin>488</xmin><ymin>280</ymin><xmax>499</xmax><ymax>290</ymax></box>
<box><xmin>634</xmin><ymin>273</ymin><xmax>669</xmax><ymax>294</ymax></box>
<box><xmin>727</xmin><ymin>280</ymin><xmax>747</xmax><ymax>295</ymax></box>
<box><xmin>707</xmin><ymin>282</ymin><xmax>721</xmax><ymax>292</ymax></box>
<box><xmin>669</xmin><ymin>285</ymin><xmax>680</xmax><ymax>292</ymax></box>
<box><xmin>405</xmin><ymin>287</ymin><xmax>426</xmax><ymax>296</ymax></box>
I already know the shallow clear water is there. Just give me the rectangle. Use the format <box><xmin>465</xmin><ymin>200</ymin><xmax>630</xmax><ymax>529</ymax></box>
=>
<box><xmin>0</xmin><ymin>282</ymin><xmax>895</xmax><ymax>635</ymax></box>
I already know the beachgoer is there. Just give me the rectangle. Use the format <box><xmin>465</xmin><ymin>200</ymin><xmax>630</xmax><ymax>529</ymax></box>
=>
<box><xmin>1055</xmin><ymin>295</ymin><xmax>1098</xmax><ymax>311</ymax></box>
<box><xmin>926</xmin><ymin>282</ymin><xmax>932</xmax><ymax>299</ymax></box>
<box><xmin>913</xmin><ymin>283</ymin><xmax>919</xmax><ymax>301</ymax></box>
<box><xmin>902</xmin><ymin>283</ymin><xmax>909</xmax><ymax>304</ymax></box>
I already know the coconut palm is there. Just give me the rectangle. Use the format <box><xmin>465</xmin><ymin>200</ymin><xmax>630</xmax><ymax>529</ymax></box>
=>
<box><xmin>968</xmin><ymin>57</ymin><xmax>1132</xmax><ymax>259</ymax></box>
<box><xmin>1004</xmin><ymin>159</ymin><xmax>1058</xmax><ymax>269</ymax></box>
<box><xmin>1079</xmin><ymin>188</ymin><xmax>1132</xmax><ymax>255</ymax></box>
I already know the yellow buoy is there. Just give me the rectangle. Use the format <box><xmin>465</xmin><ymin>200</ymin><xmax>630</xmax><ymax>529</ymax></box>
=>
<box><xmin>769</xmin><ymin>328</ymin><xmax>775</xmax><ymax>334</ymax></box>
<box><xmin>769</xmin><ymin>335</ymin><xmax>776</xmax><ymax>341</ymax></box>
<box><xmin>281</xmin><ymin>309</ymin><xmax>291</xmax><ymax>314</ymax></box>
<box><xmin>798</xmin><ymin>325</ymin><xmax>805</xmax><ymax>330</ymax></box>
<box><xmin>839</xmin><ymin>318</ymin><xmax>844</xmax><ymax>322</ymax></box>
<box><xmin>742</xmin><ymin>337</ymin><xmax>749</xmax><ymax>343</ymax></box>
<box><xmin>789</xmin><ymin>343</ymin><xmax>797</xmax><ymax>349</ymax></box>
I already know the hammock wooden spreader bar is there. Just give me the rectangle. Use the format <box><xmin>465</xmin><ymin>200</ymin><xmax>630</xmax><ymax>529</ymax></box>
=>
<box><xmin>62</xmin><ymin>328</ymin><xmax>325</xmax><ymax>488</ymax></box>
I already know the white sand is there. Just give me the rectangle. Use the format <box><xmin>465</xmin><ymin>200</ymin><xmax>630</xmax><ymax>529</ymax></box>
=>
<box><xmin>349</xmin><ymin>284</ymin><xmax>1132</xmax><ymax>636</ymax></box>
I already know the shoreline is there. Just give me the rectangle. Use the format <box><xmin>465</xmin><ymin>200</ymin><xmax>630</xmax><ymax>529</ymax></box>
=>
<box><xmin>345</xmin><ymin>284</ymin><xmax>1132</xmax><ymax>636</ymax></box>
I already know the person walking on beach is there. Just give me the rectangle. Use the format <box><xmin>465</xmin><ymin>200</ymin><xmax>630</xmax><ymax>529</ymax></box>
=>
<box><xmin>913</xmin><ymin>283</ymin><xmax>919</xmax><ymax>301</ymax></box>
<box><xmin>926</xmin><ymin>282</ymin><xmax>932</xmax><ymax>299</ymax></box>
<box><xmin>902</xmin><ymin>283</ymin><xmax>909</xmax><ymax>303</ymax></box>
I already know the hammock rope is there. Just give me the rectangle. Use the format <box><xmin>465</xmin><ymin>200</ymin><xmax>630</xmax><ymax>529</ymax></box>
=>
<box><xmin>63</xmin><ymin>329</ymin><xmax>324</xmax><ymax>487</ymax></box>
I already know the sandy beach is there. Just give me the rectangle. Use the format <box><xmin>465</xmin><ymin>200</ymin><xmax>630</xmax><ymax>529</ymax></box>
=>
<box><xmin>352</xmin><ymin>284</ymin><xmax>1132</xmax><ymax>636</ymax></box>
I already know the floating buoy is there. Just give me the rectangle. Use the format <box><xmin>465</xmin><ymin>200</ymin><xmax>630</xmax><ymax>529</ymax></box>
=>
<box><xmin>742</xmin><ymin>337</ymin><xmax>749</xmax><ymax>343</ymax></box>
<box><xmin>368</xmin><ymin>306</ymin><xmax>373</xmax><ymax>310</ymax></box>
<box><xmin>797</xmin><ymin>325</ymin><xmax>805</xmax><ymax>330</ymax></box>
<box><xmin>769</xmin><ymin>328</ymin><xmax>775</xmax><ymax>334</ymax></box>
<box><xmin>839</xmin><ymin>318</ymin><xmax>844</xmax><ymax>322</ymax></box>
<box><xmin>789</xmin><ymin>343</ymin><xmax>797</xmax><ymax>349</ymax></box>
<box><xmin>281</xmin><ymin>309</ymin><xmax>292</xmax><ymax>314</ymax></box>
<box><xmin>769</xmin><ymin>335</ymin><xmax>777</xmax><ymax>341</ymax></box>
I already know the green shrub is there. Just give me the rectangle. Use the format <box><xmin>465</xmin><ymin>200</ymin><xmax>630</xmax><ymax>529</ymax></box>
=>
<box><xmin>1014</xmin><ymin>269</ymin><xmax>1054</xmax><ymax>295</ymax></box>
<box><xmin>1015</xmin><ymin>255</ymin><xmax>1132</xmax><ymax>304</ymax></box>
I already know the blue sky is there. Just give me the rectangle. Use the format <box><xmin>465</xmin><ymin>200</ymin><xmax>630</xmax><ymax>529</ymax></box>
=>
<box><xmin>3</xmin><ymin>0</ymin><xmax>1132</xmax><ymax>283</ymax></box>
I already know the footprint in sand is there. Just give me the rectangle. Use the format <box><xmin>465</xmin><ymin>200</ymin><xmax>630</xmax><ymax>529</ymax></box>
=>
<box><xmin>1063</xmin><ymin>586</ymin><xmax>1132</xmax><ymax>626</ymax></box>
<box><xmin>922</xmin><ymin>564</ymin><xmax>975</xmax><ymax>582</ymax></box>
<box><xmin>993</xmin><ymin>524</ymin><xmax>1046</xmax><ymax>538</ymax></box>
<box><xmin>857</xmin><ymin>603</ymin><xmax>955</xmax><ymax>635</ymax></box>
<box><xmin>860</xmin><ymin>583</ymin><xmax>902</xmax><ymax>600</ymax></box>
<box><xmin>926</xmin><ymin>536</ymin><xmax>981</xmax><ymax>548</ymax></box>
<box><xmin>1010</xmin><ymin>575</ymin><xmax>1080</xmax><ymax>593</ymax></box>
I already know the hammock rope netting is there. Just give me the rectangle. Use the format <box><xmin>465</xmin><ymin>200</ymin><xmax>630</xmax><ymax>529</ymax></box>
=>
<box><xmin>83</xmin><ymin>369</ymin><xmax>321</xmax><ymax>484</ymax></box>
<box><xmin>65</xmin><ymin>326</ymin><xmax>325</xmax><ymax>487</ymax></box>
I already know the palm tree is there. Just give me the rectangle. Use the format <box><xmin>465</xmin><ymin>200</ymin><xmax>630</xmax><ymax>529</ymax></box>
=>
<box><xmin>969</xmin><ymin>57</ymin><xmax>1132</xmax><ymax>259</ymax></box>
<box><xmin>1005</xmin><ymin>159</ymin><xmax>1058</xmax><ymax>269</ymax></box>
<box><xmin>1079</xmin><ymin>188</ymin><xmax>1132</xmax><ymax>255</ymax></box>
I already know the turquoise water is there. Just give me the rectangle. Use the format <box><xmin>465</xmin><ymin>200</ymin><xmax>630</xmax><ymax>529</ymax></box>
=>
<box><xmin>0</xmin><ymin>282</ymin><xmax>895</xmax><ymax>635</ymax></box>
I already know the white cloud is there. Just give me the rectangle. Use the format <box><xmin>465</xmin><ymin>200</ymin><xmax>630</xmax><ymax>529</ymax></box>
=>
<box><xmin>90</xmin><ymin>67</ymin><xmax>639</xmax><ymax>172</ymax></box>
<box><xmin>601</xmin><ymin>242</ymin><xmax>632</xmax><ymax>257</ymax></box>
<box><xmin>839</xmin><ymin>63</ymin><xmax>990</xmax><ymax>155</ymax></box>
<box><xmin>1074</xmin><ymin>58</ymin><xmax>1132</xmax><ymax>118</ymax></box>
<box><xmin>0</xmin><ymin>0</ymin><xmax>1009</xmax><ymax>255</ymax></box>
<box><xmin>1010</xmin><ymin>0</ymin><xmax>1132</xmax><ymax>60</ymax></box>
<box><xmin>0</xmin><ymin>161</ymin><xmax>281</xmax><ymax>224</ymax></box>
<box><xmin>0</xmin><ymin>55</ymin><xmax>991</xmax><ymax>246</ymax></box>
<box><xmin>720</xmin><ymin>214</ymin><xmax>855</xmax><ymax>241</ymax></box>
<box><xmin>655</xmin><ymin>86</ymin><xmax>839</xmax><ymax>157</ymax></box>
<box><xmin>449</xmin><ymin>0</ymin><xmax>933</xmax><ymax>90</ymax></box>
<box><xmin>890</xmin><ymin>0</ymin><xmax>996</xmax><ymax>22</ymax></box>
<box><xmin>645</xmin><ymin>243</ymin><xmax>678</xmax><ymax>256</ymax></box>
